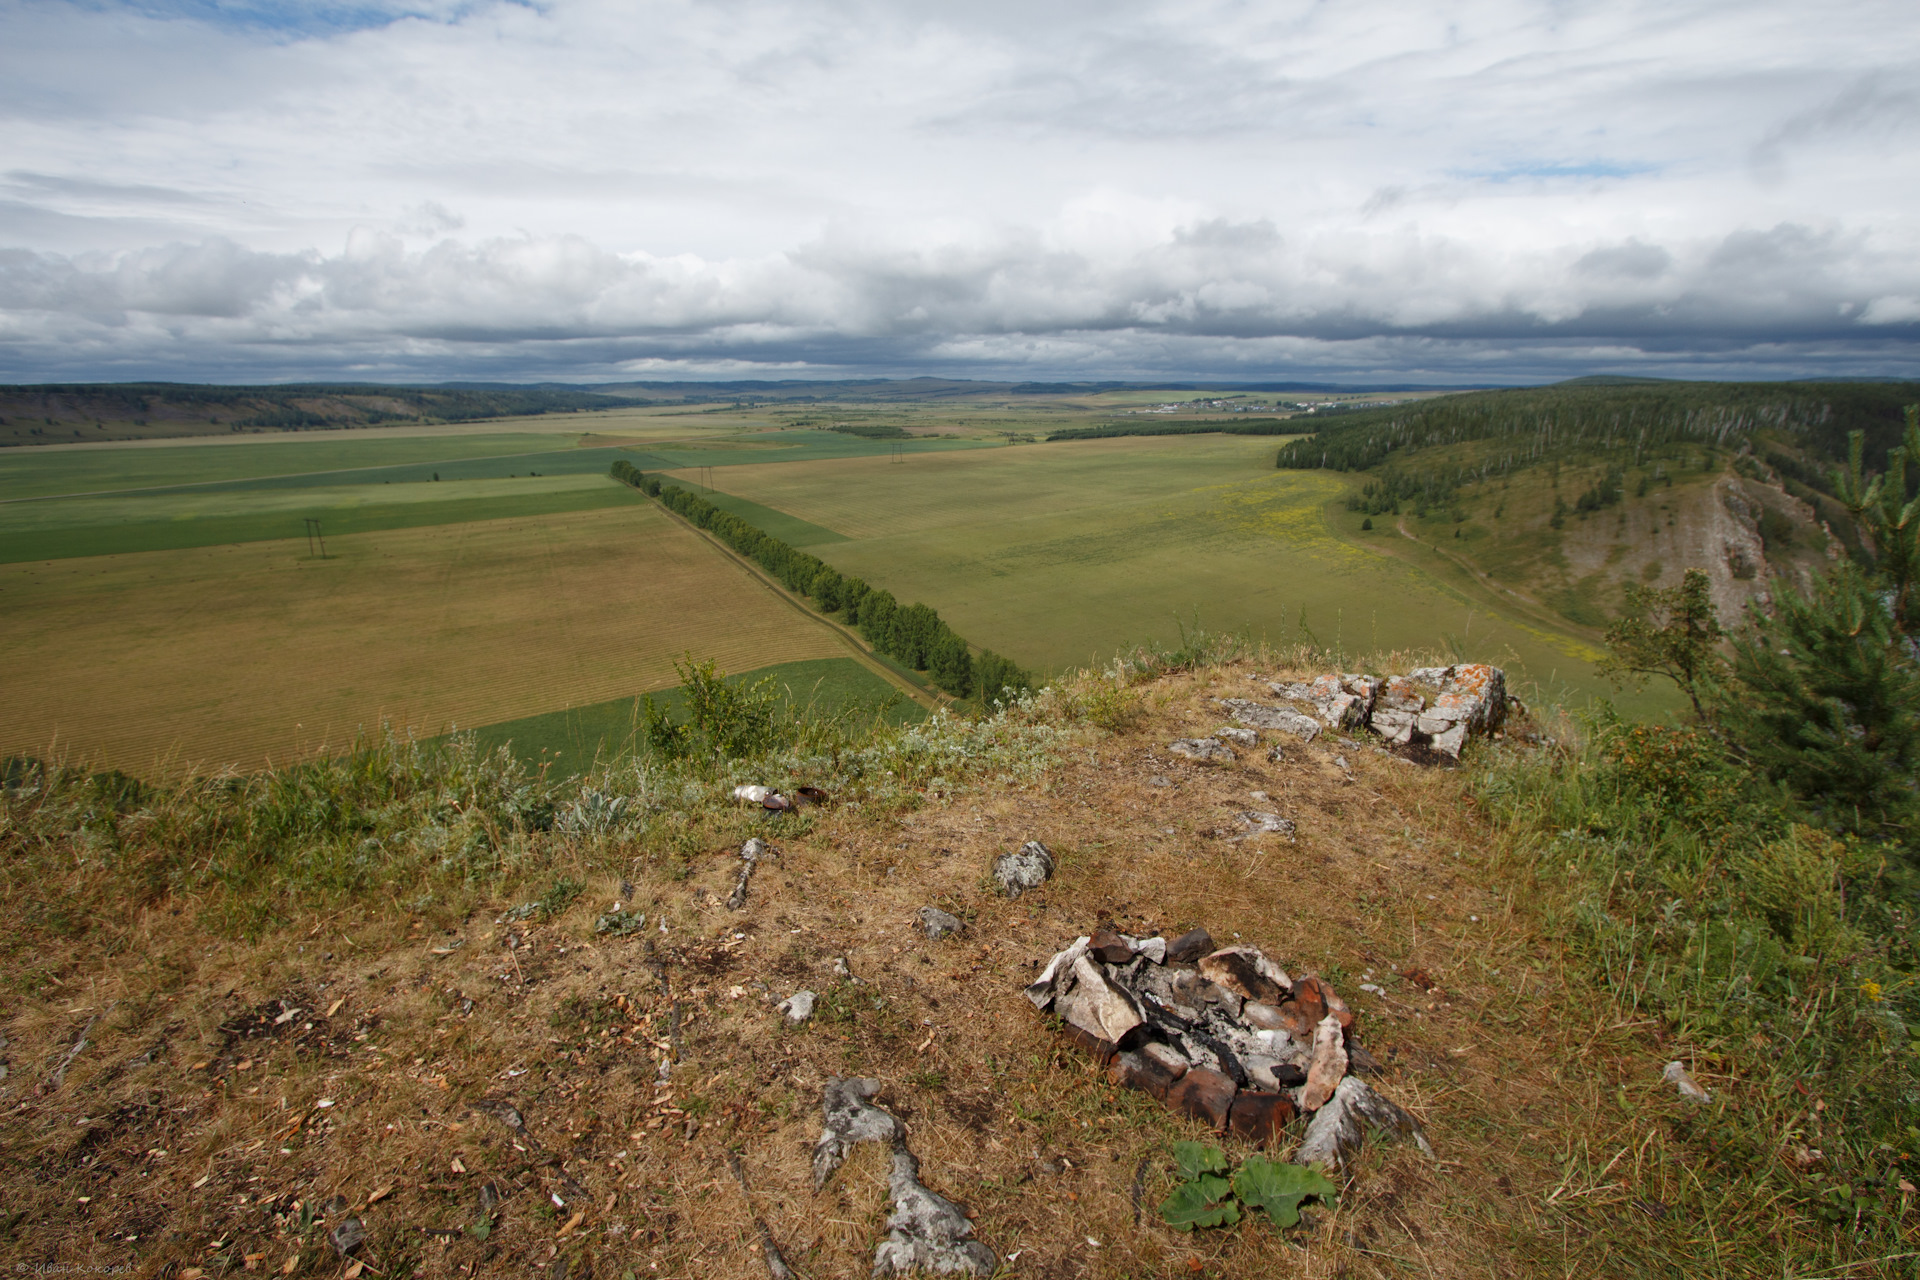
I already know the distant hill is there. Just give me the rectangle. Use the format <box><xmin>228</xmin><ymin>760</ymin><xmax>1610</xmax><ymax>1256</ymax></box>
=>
<box><xmin>1274</xmin><ymin>379</ymin><xmax>1920</xmax><ymax>636</ymax></box>
<box><xmin>0</xmin><ymin>383</ymin><xmax>649</xmax><ymax>447</ymax></box>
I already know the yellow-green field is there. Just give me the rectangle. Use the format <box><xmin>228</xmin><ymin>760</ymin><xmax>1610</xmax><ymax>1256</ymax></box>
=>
<box><xmin>0</xmin><ymin>399</ymin><xmax>1660</xmax><ymax>777</ymax></box>
<box><xmin>0</xmin><ymin>502</ymin><xmax>849</xmax><ymax>775</ymax></box>
<box><xmin>667</xmin><ymin>434</ymin><xmax>1627</xmax><ymax>704</ymax></box>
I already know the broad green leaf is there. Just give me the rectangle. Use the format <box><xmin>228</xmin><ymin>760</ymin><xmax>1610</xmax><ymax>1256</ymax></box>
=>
<box><xmin>466</xmin><ymin>1219</ymin><xmax>492</xmax><ymax>1242</ymax></box>
<box><xmin>1159</xmin><ymin>1174</ymin><xmax>1241</xmax><ymax>1231</ymax></box>
<box><xmin>1170</xmin><ymin>1141</ymin><xmax>1231</xmax><ymax>1182</ymax></box>
<box><xmin>1232</xmin><ymin>1156</ymin><xmax>1339</xmax><ymax>1230</ymax></box>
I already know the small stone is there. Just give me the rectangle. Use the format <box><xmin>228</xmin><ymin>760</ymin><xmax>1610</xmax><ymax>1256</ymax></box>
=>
<box><xmin>1087</xmin><ymin>926</ymin><xmax>1132</xmax><ymax>964</ymax></box>
<box><xmin>1130</xmin><ymin>936</ymin><xmax>1168</xmax><ymax>964</ymax></box>
<box><xmin>1228</xmin><ymin>1092</ymin><xmax>1297</xmax><ymax>1148</ymax></box>
<box><xmin>1149</xmin><ymin>776</ymin><xmax>1172</xmax><ymax>787</ymax></box>
<box><xmin>1165</xmin><ymin>928</ymin><xmax>1215</xmax><ymax>964</ymax></box>
<box><xmin>1300</xmin><ymin>1015</ymin><xmax>1348</xmax><ymax>1112</ymax></box>
<box><xmin>918</xmin><ymin>907</ymin><xmax>964</xmax><ymax>940</ymax></box>
<box><xmin>778</xmin><ymin>991</ymin><xmax>817</xmax><ymax>1024</ymax></box>
<box><xmin>328</xmin><ymin>1217</ymin><xmax>366</xmax><ymax>1258</ymax></box>
<box><xmin>1199</xmin><ymin>947</ymin><xmax>1290</xmax><ymax>1005</ymax></box>
<box><xmin>1241</xmin><ymin>1001</ymin><xmax>1288</xmax><ymax>1032</ymax></box>
<box><xmin>1216</xmin><ymin>727</ymin><xmax>1258</xmax><ymax>747</ymax></box>
<box><xmin>1167</xmin><ymin>737</ymin><xmax>1235</xmax><ymax>763</ymax></box>
<box><xmin>993</xmin><ymin>841</ymin><xmax>1055</xmax><ymax>898</ymax></box>
<box><xmin>831</xmin><ymin>957</ymin><xmax>855</xmax><ymax>982</ymax></box>
<box><xmin>1662</xmin><ymin>1061</ymin><xmax>1712</xmax><ymax>1104</ymax></box>
<box><xmin>1107</xmin><ymin>1050</ymin><xmax>1180</xmax><ymax>1100</ymax></box>
<box><xmin>1167</xmin><ymin>1067</ymin><xmax>1237</xmax><ymax>1130</ymax></box>
<box><xmin>1266</xmin><ymin>744</ymin><xmax>1287</xmax><ymax>763</ymax></box>
<box><xmin>1141</xmin><ymin>1042</ymin><xmax>1190</xmax><ymax>1079</ymax></box>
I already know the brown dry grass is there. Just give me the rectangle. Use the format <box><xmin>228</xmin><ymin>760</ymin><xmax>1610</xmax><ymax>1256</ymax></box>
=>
<box><xmin>3</xmin><ymin>660</ymin><xmax>1684</xmax><ymax>1279</ymax></box>
<box><xmin>0</xmin><ymin>503</ymin><xmax>847</xmax><ymax>776</ymax></box>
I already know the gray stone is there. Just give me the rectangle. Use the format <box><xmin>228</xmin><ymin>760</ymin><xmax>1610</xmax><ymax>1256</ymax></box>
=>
<box><xmin>1023</xmin><ymin>936</ymin><xmax>1091</xmax><ymax>1010</ymax></box>
<box><xmin>993</xmin><ymin>841</ymin><xmax>1055</xmax><ymax>898</ymax></box>
<box><xmin>1056</xmin><ymin>956</ymin><xmax>1145</xmax><ymax>1044</ymax></box>
<box><xmin>328</xmin><ymin>1217</ymin><xmax>366</xmax><ymax>1257</ymax></box>
<box><xmin>1217</xmin><ymin>698</ymin><xmax>1323</xmax><ymax>742</ymax></box>
<box><xmin>1234</xmin><ymin>810</ymin><xmax>1296</xmax><ymax>838</ymax></box>
<box><xmin>727</xmin><ymin>837</ymin><xmax>770</xmax><ymax>910</ymax></box>
<box><xmin>1167</xmin><ymin>736</ymin><xmax>1235</xmax><ymax>763</ymax></box>
<box><xmin>874</xmin><ymin>1146</ymin><xmax>997</xmax><ymax>1277</ymax></box>
<box><xmin>778</xmin><ymin>990</ymin><xmax>817</xmax><ymax>1024</ymax></box>
<box><xmin>1294</xmin><ymin>1075</ymin><xmax>1433</xmax><ymax>1172</ymax></box>
<box><xmin>813</xmin><ymin>1077</ymin><xmax>902</xmax><ymax>1188</ymax></box>
<box><xmin>1128</xmin><ymin>935</ymin><xmax>1168</xmax><ymax>964</ymax></box>
<box><xmin>917</xmin><ymin>907</ymin><xmax>964</xmax><ymax>940</ymax></box>
<box><xmin>813</xmin><ymin>1078</ymin><xmax>997</xmax><ymax>1276</ymax></box>
<box><xmin>1216</xmin><ymin>727</ymin><xmax>1258</xmax><ymax>747</ymax></box>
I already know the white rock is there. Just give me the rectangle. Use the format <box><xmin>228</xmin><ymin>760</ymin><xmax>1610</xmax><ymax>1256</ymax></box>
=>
<box><xmin>1662</xmin><ymin>1060</ymin><xmax>1712</xmax><ymax>1104</ymax></box>
<box><xmin>778</xmin><ymin>991</ymin><xmax>817</xmax><ymax>1024</ymax></box>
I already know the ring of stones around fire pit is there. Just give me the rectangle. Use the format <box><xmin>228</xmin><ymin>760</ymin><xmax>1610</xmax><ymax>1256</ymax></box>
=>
<box><xmin>1023</xmin><ymin>926</ymin><xmax>1428</xmax><ymax>1167</ymax></box>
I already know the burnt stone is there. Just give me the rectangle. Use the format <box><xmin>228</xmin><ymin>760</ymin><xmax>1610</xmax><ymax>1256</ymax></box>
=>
<box><xmin>1106</xmin><ymin>1049</ymin><xmax>1179</xmax><ymax>1100</ymax></box>
<box><xmin>1167</xmin><ymin>1066</ymin><xmax>1237</xmax><ymax>1130</ymax></box>
<box><xmin>1227</xmin><ymin>1091</ymin><xmax>1297</xmax><ymax>1148</ymax></box>
<box><xmin>1166</xmin><ymin>928</ymin><xmax>1215</xmax><ymax>964</ymax></box>
<box><xmin>1199</xmin><ymin>947</ymin><xmax>1287</xmax><ymax>1005</ymax></box>
<box><xmin>1057</xmin><ymin>1021</ymin><xmax>1116</xmax><ymax>1065</ymax></box>
<box><xmin>1088</xmin><ymin>925</ymin><xmax>1132</xmax><ymax>965</ymax></box>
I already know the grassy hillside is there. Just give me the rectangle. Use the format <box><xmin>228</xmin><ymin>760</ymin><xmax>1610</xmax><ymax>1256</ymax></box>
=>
<box><xmin>4</xmin><ymin>640</ymin><xmax>1912</xmax><ymax>1277</ymax></box>
<box><xmin>1277</xmin><ymin>380</ymin><xmax>1920</xmax><ymax>638</ymax></box>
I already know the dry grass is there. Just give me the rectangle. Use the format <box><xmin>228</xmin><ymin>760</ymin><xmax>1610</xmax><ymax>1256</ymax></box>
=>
<box><xmin>0</xmin><ymin>655</ymin><xmax>1729</xmax><ymax>1280</ymax></box>
<box><xmin>0</xmin><ymin>503</ymin><xmax>848</xmax><ymax>776</ymax></box>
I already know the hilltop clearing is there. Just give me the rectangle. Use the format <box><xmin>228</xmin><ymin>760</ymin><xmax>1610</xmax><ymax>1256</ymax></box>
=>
<box><xmin>5</xmin><ymin>643</ymin><xmax>1912</xmax><ymax>1278</ymax></box>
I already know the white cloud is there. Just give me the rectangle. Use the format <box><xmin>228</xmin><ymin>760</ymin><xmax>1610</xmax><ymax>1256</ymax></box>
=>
<box><xmin>0</xmin><ymin>0</ymin><xmax>1916</xmax><ymax>381</ymax></box>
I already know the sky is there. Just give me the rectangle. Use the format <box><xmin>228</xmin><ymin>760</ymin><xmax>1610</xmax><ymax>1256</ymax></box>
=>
<box><xmin>1</xmin><ymin>0</ymin><xmax>1918</xmax><ymax>385</ymax></box>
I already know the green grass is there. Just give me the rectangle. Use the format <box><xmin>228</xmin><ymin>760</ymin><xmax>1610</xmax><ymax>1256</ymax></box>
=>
<box><xmin>460</xmin><ymin>657</ymin><xmax>922</xmax><ymax>779</ymax></box>
<box><xmin>675</xmin><ymin>490</ymin><xmax>849</xmax><ymax>547</ymax></box>
<box><xmin>0</xmin><ymin>431</ymin><xmax>585</xmax><ymax>500</ymax></box>
<box><xmin>0</xmin><ymin>474</ymin><xmax>647</xmax><ymax>563</ymax></box>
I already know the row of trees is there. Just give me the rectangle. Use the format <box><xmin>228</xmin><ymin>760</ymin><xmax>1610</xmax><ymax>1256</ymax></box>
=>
<box><xmin>609</xmin><ymin>461</ymin><xmax>1030</xmax><ymax>702</ymax></box>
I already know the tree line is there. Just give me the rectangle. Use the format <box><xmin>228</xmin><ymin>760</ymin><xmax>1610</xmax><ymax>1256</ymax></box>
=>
<box><xmin>1274</xmin><ymin>381</ymin><xmax>1920</xmax><ymax>486</ymax></box>
<box><xmin>609</xmin><ymin>460</ymin><xmax>1030</xmax><ymax>703</ymax></box>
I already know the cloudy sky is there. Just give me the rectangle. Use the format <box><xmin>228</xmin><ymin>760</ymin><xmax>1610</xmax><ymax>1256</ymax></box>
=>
<box><xmin>2</xmin><ymin>0</ymin><xmax>1917</xmax><ymax>384</ymax></box>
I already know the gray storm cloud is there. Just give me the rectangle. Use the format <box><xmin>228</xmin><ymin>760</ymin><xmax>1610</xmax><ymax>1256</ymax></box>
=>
<box><xmin>0</xmin><ymin>0</ymin><xmax>1916</xmax><ymax>381</ymax></box>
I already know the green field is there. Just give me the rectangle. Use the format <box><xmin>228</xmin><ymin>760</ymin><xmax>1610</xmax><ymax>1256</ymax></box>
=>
<box><xmin>1</xmin><ymin>396</ymin><xmax>1670</xmax><ymax>775</ymax></box>
<box><xmin>463</xmin><ymin>656</ymin><xmax>922</xmax><ymax>778</ymax></box>
<box><xmin>668</xmin><ymin>434</ymin><xmax>1653</xmax><ymax>711</ymax></box>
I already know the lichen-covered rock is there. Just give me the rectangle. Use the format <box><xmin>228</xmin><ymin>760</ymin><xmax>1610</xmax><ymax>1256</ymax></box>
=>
<box><xmin>993</xmin><ymin>840</ymin><xmax>1054</xmax><ymax>898</ymax></box>
<box><xmin>1217</xmin><ymin>697</ymin><xmax>1324</xmax><ymax>742</ymax></box>
<box><xmin>1168</xmin><ymin>736</ymin><xmax>1235</xmax><ymax>763</ymax></box>
<box><xmin>917</xmin><ymin>907</ymin><xmax>964</xmax><ymax>940</ymax></box>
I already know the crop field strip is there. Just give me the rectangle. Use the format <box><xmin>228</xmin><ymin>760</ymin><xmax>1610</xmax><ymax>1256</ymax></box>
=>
<box><xmin>0</xmin><ymin>502</ymin><xmax>849</xmax><ymax>775</ymax></box>
<box><xmin>665</xmin><ymin>434</ymin><xmax>1633</xmax><ymax>706</ymax></box>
